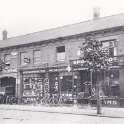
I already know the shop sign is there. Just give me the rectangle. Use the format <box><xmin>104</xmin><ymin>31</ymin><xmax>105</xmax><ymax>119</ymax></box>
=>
<box><xmin>103</xmin><ymin>99</ymin><xmax>119</xmax><ymax>106</ymax></box>
<box><xmin>23</xmin><ymin>67</ymin><xmax>65</xmax><ymax>74</ymax></box>
<box><xmin>71</xmin><ymin>57</ymin><xmax>119</xmax><ymax>70</ymax></box>
<box><xmin>49</xmin><ymin>68</ymin><xmax>58</xmax><ymax>72</ymax></box>
<box><xmin>48</xmin><ymin>68</ymin><xmax>66</xmax><ymax>72</ymax></box>
<box><xmin>72</xmin><ymin>59</ymin><xmax>85</xmax><ymax>65</ymax></box>
<box><xmin>73</xmin><ymin>67</ymin><xmax>88</xmax><ymax>71</ymax></box>
<box><xmin>23</xmin><ymin>69</ymin><xmax>45</xmax><ymax>74</ymax></box>
<box><xmin>71</xmin><ymin>59</ymin><xmax>89</xmax><ymax>70</ymax></box>
<box><xmin>3</xmin><ymin>68</ymin><xmax>17</xmax><ymax>73</ymax></box>
<box><xmin>44</xmin><ymin>78</ymin><xmax>49</xmax><ymax>94</ymax></box>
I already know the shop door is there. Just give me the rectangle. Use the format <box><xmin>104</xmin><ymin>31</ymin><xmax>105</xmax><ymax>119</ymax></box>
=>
<box><xmin>79</xmin><ymin>70</ymin><xmax>91</xmax><ymax>97</ymax></box>
<box><xmin>61</xmin><ymin>75</ymin><xmax>73</xmax><ymax>95</ymax></box>
<box><xmin>0</xmin><ymin>77</ymin><xmax>16</xmax><ymax>96</ymax></box>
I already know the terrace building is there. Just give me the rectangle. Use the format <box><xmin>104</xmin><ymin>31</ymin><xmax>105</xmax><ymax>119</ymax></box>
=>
<box><xmin>0</xmin><ymin>13</ymin><xmax>124</xmax><ymax>106</ymax></box>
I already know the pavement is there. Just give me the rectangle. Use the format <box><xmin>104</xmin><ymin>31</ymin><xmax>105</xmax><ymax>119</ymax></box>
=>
<box><xmin>0</xmin><ymin>104</ymin><xmax>124</xmax><ymax>118</ymax></box>
<box><xmin>1</xmin><ymin>108</ymin><xmax>124</xmax><ymax>124</ymax></box>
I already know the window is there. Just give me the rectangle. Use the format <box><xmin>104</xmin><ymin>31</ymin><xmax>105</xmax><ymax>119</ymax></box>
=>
<box><xmin>102</xmin><ymin>69</ymin><xmax>120</xmax><ymax>97</ymax></box>
<box><xmin>33</xmin><ymin>50</ymin><xmax>41</xmax><ymax>64</ymax></box>
<box><xmin>56</xmin><ymin>46</ymin><xmax>65</xmax><ymax>61</ymax></box>
<box><xmin>21</xmin><ymin>52</ymin><xmax>30</xmax><ymax>65</ymax></box>
<box><xmin>23</xmin><ymin>74</ymin><xmax>44</xmax><ymax>97</ymax></box>
<box><xmin>102</xmin><ymin>40</ymin><xmax>117</xmax><ymax>57</ymax></box>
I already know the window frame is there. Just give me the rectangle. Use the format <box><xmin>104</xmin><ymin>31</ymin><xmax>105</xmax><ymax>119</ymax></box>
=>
<box><xmin>33</xmin><ymin>50</ymin><xmax>41</xmax><ymax>65</ymax></box>
<box><xmin>101</xmin><ymin>39</ymin><xmax>117</xmax><ymax>57</ymax></box>
<box><xmin>56</xmin><ymin>46</ymin><xmax>65</xmax><ymax>62</ymax></box>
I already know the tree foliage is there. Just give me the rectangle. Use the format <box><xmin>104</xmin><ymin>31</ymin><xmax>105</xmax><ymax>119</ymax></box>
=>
<box><xmin>80</xmin><ymin>36</ymin><xmax>112</xmax><ymax>70</ymax></box>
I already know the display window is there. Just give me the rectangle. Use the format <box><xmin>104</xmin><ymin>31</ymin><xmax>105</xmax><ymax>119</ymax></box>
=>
<box><xmin>77</xmin><ymin>69</ymin><xmax>120</xmax><ymax>99</ymax></box>
<box><xmin>23</xmin><ymin>73</ymin><xmax>44</xmax><ymax>98</ymax></box>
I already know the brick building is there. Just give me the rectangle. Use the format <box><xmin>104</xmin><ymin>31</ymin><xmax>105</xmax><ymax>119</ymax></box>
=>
<box><xmin>0</xmin><ymin>13</ymin><xmax>124</xmax><ymax>106</ymax></box>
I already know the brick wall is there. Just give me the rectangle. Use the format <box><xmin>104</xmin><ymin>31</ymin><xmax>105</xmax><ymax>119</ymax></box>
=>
<box><xmin>0</xmin><ymin>28</ymin><xmax>124</xmax><ymax>71</ymax></box>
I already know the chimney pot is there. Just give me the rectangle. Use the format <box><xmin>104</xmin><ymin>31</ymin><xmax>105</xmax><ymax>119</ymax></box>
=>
<box><xmin>2</xmin><ymin>30</ymin><xmax>7</xmax><ymax>40</ymax></box>
<box><xmin>93</xmin><ymin>7</ymin><xmax>100</xmax><ymax>19</ymax></box>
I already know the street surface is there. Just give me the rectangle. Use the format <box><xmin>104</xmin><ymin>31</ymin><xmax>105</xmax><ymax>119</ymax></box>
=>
<box><xmin>0</xmin><ymin>109</ymin><xmax>124</xmax><ymax>124</ymax></box>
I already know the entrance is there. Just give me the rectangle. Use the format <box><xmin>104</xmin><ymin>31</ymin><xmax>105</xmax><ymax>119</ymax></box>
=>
<box><xmin>79</xmin><ymin>70</ymin><xmax>91</xmax><ymax>97</ymax></box>
<box><xmin>60</xmin><ymin>75</ymin><xmax>73</xmax><ymax>104</ymax></box>
<box><xmin>0</xmin><ymin>77</ymin><xmax>16</xmax><ymax>96</ymax></box>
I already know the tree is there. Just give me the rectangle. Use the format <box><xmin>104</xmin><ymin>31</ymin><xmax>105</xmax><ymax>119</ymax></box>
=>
<box><xmin>79</xmin><ymin>36</ymin><xmax>111</xmax><ymax>114</ymax></box>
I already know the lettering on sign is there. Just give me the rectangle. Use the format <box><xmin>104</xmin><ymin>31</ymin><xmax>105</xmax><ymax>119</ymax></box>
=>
<box><xmin>104</xmin><ymin>100</ymin><xmax>118</xmax><ymax>105</ymax></box>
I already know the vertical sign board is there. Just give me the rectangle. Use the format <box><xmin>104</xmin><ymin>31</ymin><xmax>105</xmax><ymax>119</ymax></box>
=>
<box><xmin>44</xmin><ymin>78</ymin><xmax>49</xmax><ymax>95</ymax></box>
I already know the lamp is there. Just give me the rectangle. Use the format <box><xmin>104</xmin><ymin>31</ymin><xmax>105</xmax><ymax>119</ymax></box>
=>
<box><xmin>60</xmin><ymin>76</ymin><xmax>63</xmax><ymax>79</ymax></box>
<box><xmin>66</xmin><ymin>65</ymin><xmax>71</xmax><ymax>72</ymax></box>
<box><xmin>74</xmin><ymin>75</ymin><xmax>78</xmax><ymax>79</ymax></box>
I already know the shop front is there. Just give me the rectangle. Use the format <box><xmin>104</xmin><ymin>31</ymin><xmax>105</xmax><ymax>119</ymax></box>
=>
<box><xmin>22</xmin><ymin>70</ymin><xmax>45</xmax><ymax>104</ymax></box>
<box><xmin>20</xmin><ymin>59</ymin><xmax>122</xmax><ymax>106</ymax></box>
<box><xmin>71</xmin><ymin>59</ymin><xmax>121</xmax><ymax>107</ymax></box>
<box><xmin>21</xmin><ymin>66</ymin><xmax>74</xmax><ymax>105</ymax></box>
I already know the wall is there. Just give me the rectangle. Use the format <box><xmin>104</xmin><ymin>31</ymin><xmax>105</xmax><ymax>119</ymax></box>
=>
<box><xmin>1</xmin><ymin>28</ymin><xmax>124</xmax><ymax>99</ymax></box>
<box><xmin>1</xmin><ymin>28</ymin><xmax>124</xmax><ymax>69</ymax></box>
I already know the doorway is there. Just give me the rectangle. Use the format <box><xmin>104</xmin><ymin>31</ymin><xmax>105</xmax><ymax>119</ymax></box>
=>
<box><xmin>0</xmin><ymin>77</ymin><xmax>16</xmax><ymax>96</ymax></box>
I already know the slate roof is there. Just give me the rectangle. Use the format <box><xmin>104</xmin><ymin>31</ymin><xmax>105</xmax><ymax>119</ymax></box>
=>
<box><xmin>0</xmin><ymin>13</ymin><xmax>124</xmax><ymax>48</ymax></box>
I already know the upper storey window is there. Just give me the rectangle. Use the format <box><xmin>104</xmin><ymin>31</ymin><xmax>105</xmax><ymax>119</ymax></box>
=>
<box><xmin>33</xmin><ymin>50</ymin><xmax>41</xmax><ymax>64</ymax></box>
<box><xmin>21</xmin><ymin>52</ymin><xmax>30</xmax><ymax>66</ymax></box>
<box><xmin>56</xmin><ymin>46</ymin><xmax>65</xmax><ymax>61</ymax></box>
<box><xmin>102</xmin><ymin>40</ymin><xmax>117</xmax><ymax>57</ymax></box>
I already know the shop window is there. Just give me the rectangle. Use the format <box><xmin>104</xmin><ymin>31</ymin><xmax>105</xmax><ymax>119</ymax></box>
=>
<box><xmin>23</xmin><ymin>74</ymin><xmax>44</xmax><ymax>98</ymax></box>
<box><xmin>20</xmin><ymin>52</ymin><xmax>30</xmax><ymax>65</ymax></box>
<box><xmin>23</xmin><ymin>77</ymin><xmax>31</xmax><ymax>90</ymax></box>
<box><xmin>102</xmin><ymin>69</ymin><xmax>120</xmax><ymax>97</ymax></box>
<box><xmin>33</xmin><ymin>50</ymin><xmax>41</xmax><ymax>64</ymax></box>
<box><xmin>56</xmin><ymin>46</ymin><xmax>65</xmax><ymax>61</ymax></box>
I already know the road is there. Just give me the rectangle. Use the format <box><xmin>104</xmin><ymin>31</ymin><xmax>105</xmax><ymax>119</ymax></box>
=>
<box><xmin>0</xmin><ymin>109</ymin><xmax>124</xmax><ymax>124</ymax></box>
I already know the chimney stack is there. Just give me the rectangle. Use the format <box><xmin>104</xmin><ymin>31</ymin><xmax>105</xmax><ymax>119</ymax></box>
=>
<box><xmin>93</xmin><ymin>7</ymin><xmax>100</xmax><ymax>19</ymax></box>
<box><xmin>2</xmin><ymin>30</ymin><xmax>7</xmax><ymax>40</ymax></box>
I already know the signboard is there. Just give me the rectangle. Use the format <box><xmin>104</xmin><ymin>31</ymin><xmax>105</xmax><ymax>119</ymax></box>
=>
<box><xmin>22</xmin><ymin>67</ymin><xmax>65</xmax><ymax>74</ymax></box>
<box><xmin>70</xmin><ymin>59</ymin><xmax>90</xmax><ymax>70</ymax></box>
<box><xmin>71</xmin><ymin>59</ymin><xmax>85</xmax><ymax>66</ymax></box>
<box><xmin>71</xmin><ymin>57</ymin><xmax>119</xmax><ymax>70</ymax></box>
<box><xmin>44</xmin><ymin>78</ymin><xmax>49</xmax><ymax>94</ymax></box>
<box><xmin>102</xmin><ymin>98</ymin><xmax>119</xmax><ymax>106</ymax></box>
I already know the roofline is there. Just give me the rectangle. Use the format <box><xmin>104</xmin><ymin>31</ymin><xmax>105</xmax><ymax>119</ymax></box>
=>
<box><xmin>2</xmin><ymin>12</ymin><xmax>124</xmax><ymax>41</ymax></box>
<box><xmin>0</xmin><ymin>26</ymin><xmax>123</xmax><ymax>51</ymax></box>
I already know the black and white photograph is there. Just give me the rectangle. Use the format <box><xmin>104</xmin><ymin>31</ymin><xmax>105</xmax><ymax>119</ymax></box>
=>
<box><xmin>0</xmin><ymin>0</ymin><xmax>124</xmax><ymax>123</ymax></box>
